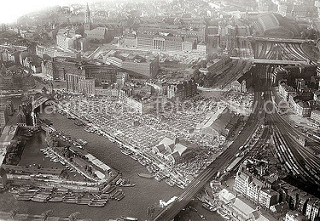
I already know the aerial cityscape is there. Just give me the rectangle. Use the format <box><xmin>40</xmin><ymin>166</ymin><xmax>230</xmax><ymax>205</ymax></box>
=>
<box><xmin>1</xmin><ymin>0</ymin><xmax>320</xmax><ymax>220</ymax></box>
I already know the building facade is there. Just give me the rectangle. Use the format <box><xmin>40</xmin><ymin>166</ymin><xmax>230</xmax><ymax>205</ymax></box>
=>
<box><xmin>164</xmin><ymin>79</ymin><xmax>197</xmax><ymax>100</ymax></box>
<box><xmin>79</xmin><ymin>79</ymin><xmax>95</xmax><ymax>96</ymax></box>
<box><xmin>234</xmin><ymin>165</ymin><xmax>279</xmax><ymax>209</ymax></box>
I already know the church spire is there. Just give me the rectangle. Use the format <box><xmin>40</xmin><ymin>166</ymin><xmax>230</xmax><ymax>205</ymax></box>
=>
<box><xmin>85</xmin><ymin>2</ymin><xmax>91</xmax><ymax>24</ymax></box>
<box><xmin>84</xmin><ymin>2</ymin><xmax>92</xmax><ymax>30</ymax></box>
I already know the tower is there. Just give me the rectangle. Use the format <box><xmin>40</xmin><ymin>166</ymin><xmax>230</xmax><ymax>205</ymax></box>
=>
<box><xmin>84</xmin><ymin>3</ymin><xmax>91</xmax><ymax>30</ymax></box>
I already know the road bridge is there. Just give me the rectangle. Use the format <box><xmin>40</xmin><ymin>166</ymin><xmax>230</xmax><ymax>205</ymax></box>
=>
<box><xmin>230</xmin><ymin>57</ymin><xmax>309</xmax><ymax>65</ymax></box>
<box><xmin>32</xmin><ymin>96</ymin><xmax>49</xmax><ymax>110</ymax></box>
<box><xmin>237</xmin><ymin>36</ymin><xmax>314</xmax><ymax>44</ymax></box>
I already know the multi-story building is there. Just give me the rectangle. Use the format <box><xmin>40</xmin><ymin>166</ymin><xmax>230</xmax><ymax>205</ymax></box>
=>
<box><xmin>196</xmin><ymin>42</ymin><xmax>206</xmax><ymax>53</ymax></box>
<box><xmin>56</xmin><ymin>33</ymin><xmax>75</xmax><ymax>50</ymax></box>
<box><xmin>66</xmin><ymin>73</ymin><xmax>85</xmax><ymax>93</ymax></box>
<box><xmin>163</xmin><ymin>79</ymin><xmax>197</xmax><ymax>100</ymax></box>
<box><xmin>285</xmin><ymin>211</ymin><xmax>307</xmax><ymax>221</ymax></box>
<box><xmin>36</xmin><ymin>45</ymin><xmax>55</xmax><ymax>58</ymax></box>
<box><xmin>0</xmin><ymin>108</ymin><xmax>8</xmax><ymax>132</ymax></box>
<box><xmin>16</xmin><ymin>108</ymin><xmax>26</xmax><ymax>125</ymax></box>
<box><xmin>36</xmin><ymin>45</ymin><xmax>80</xmax><ymax>59</ymax></box>
<box><xmin>306</xmin><ymin>199</ymin><xmax>320</xmax><ymax>221</ymax></box>
<box><xmin>295</xmin><ymin>101</ymin><xmax>311</xmax><ymax>117</ymax></box>
<box><xmin>279</xmin><ymin>83</ymin><xmax>297</xmax><ymax>101</ymax></box>
<box><xmin>314</xmin><ymin>90</ymin><xmax>320</xmax><ymax>104</ymax></box>
<box><xmin>137</xmin><ymin>20</ymin><xmax>206</xmax><ymax>42</ymax></box>
<box><xmin>21</xmin><ymin>55</ymin><xmax>42</xmax><ymax>73</ymax></box>
<box><xmin>42</xmin><ymin>57</ymin><xmax>118</xmax><ymax>85</ymax></box>
<box><xmin>122</xmin><ymin>34</ymin><xmax>137</xmax><ymax>48</ymax></box>
<box><xmin>278</xmin><ymin>3</ymin><xmax>317</xmax><ymax>18</ymax></box>
<box><xmin>4</xmin><ymin>100</ymin><xmax>13</xmax><ymax>116</ymax></box>
<box><xmin>311</xmin><ymin>110</ymin><xmax>320</xmax><ymax>123</ymax></box>
<box><xmin>136</xmin><ymin>33</ymin><xmax>197</xmax><ymax>52</ymax></box>
<box><xmin>85</xmin><ymin>27</ymin><xmax>108</xmax><ymax>41</ymax></box>
<box><xmin>234</xmin><ymin>164</ymin><xmax>279</xmax><ymax>208</ymax></box>
<box><xmin>95</xmin><ymin>88</ymin><xmax>119</xmax><ymax>99</ymax></box>
<box><xmin>83</xmin><ymin>63</ymin><xmax>118</xmax><ymax>86</ymax></box>
<box><xmin>41</xmin><ymin>60</ymin><xmax>57</xmax><ymax>79</ymax></box>
<box><xmin>105</xmin><ymin>52</ymin><xmax>159</xmax><ymax>79</ymax></box>
<box><xmin>42</xmin><ymin>57</ymin><xmax>84</xmax><ymax>81</ymax></box>
<box><xmin>125</xmin><ymin>96</ymin><xmax>155</xmax><ymax>114</ymax></box>
<box><xmin>259</xmin><ymin>188</ymin><xmax>280</xmax><ymax>209</ymax></box>
<box><xmin>116</xmin><ymin>72</ymin><xmax>128</xmax><ymax>86</ymax></box>
<box><xmin>83</xmin><ymin>4</ymin><xmax>117</xmax><ymax>42</ymax></box>
<box><xmin>78</xmin><ymin>79</ymin><xmax>95</xmax><ymax>96</ymax></box>
<box><xmin>56</xmin><ymin>28</ymin><xmax>87</xmax><ymax>52</ymax></box>
<box><xmin>296</xmin><ymin>78</ymin><xmax>306</xmax><ymax>93</ymax></box>
<box><xmin>122</xmin><ymin>55</ymin><xmax>159</xmax><ymax>79</ymax></box>
<box><xmin>0</xmin><ymin>49</ymin><xmax>20</xmax><ymax>63</ymax></box>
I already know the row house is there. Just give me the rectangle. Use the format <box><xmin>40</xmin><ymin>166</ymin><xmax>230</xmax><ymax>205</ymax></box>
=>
<box><xmin>306</xmin><ymin>199</ymin><xmax>320</xmax><ymax>221</ymax></box>
<box><xmin>279</xmin><ymin>83</ymin><xmax>296</xmax><ymax>101</ymax></box>
<box><xmin>234</xmin><ymin>165</ymin><xmax>279</xmax><ymax>209</ymax></box>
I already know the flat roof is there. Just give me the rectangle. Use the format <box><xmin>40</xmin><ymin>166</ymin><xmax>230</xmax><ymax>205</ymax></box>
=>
<box><xmin>233</xmin><ymin>198</ymin><xmax>256</xmax><ymax>215</ymax></box>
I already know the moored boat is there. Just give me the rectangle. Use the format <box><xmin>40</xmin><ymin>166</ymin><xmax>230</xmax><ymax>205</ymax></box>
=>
<box><xmin>48</xmin><ymin>196</ymin><xmax>63</xmax><ymax>202</ymax></box>
<box><xmin>115</xmin><ymin>193</ymin><xmax>125</xmax><ymax>201</ymax></box>
<box><xmin>138</xmin><ymin>173</ymin><xmax>154</xmax><ymax>179</ymax></box>
<box><xmin>16</xmin><ymin>196</ymin><xmax>31</xmax><ymax>201</ymax></box>
<box><xmin>121</xmin><ymin>183</ymin><xmax>135</xmax><ymax>187</ymax></box>
<box><xmin>88</xmin><ymin>202</ymin><xmax>105</xmax><ymax>207</ymax></box>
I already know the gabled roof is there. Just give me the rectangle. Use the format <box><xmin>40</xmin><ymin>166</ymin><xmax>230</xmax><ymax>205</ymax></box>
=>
<box><xmin>171</xmin><ymin>151</ymin><xmax>181</xmax><ymax>162</ymax></box>
<box><xmin>174</xmin><ymin>143</ymin><xmax>188</xmax><ymax>156</ymax></box>
<box><xmin>210</xmin><ymin>110</ymin><xmax>233</xmax><ymax>134</ymax></box>
<box><xmin>158</xmin><ymin>137</ymin><xmax>188</xmax><ymax>156</ymax></box>
<box><xmin>156</xmin><ymin>144</ymin><xmax>167</xmax><ymax>154</ymax></box>
<box><xmin>86</xmin><ymin>27</ymin><xmax>106</xmax><ymax>36</ymax></box>
<box><xmin>160</xmin><ymin>137</ymin><xmax>174</xmax><ymax>148</ymax></box>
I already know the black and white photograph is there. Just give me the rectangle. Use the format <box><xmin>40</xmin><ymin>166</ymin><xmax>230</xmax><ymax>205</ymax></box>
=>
<box><xmin>0</xmin><ymin>0</ymin><xmax>320</xmax><ymax>220</ymax></box>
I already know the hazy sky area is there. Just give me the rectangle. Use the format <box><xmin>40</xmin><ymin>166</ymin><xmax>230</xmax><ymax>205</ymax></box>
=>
<box><xmin>0</xmin><ymin>0</ymin><xmax>94</xmax><ymax>24</ymax></box>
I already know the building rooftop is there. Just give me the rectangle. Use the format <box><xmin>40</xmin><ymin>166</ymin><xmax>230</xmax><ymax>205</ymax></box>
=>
<box><xmin>280</xmin><ymin>83</ymin><xmax>295</xmax><ymax>92</ymax></box>
<box><xmin>233</xmin><ymin>198</ymin><xmax>256</xmax><ymax>216</ymax></box>
<box><xmin>219</xmin><ymin>189</ymin><xmax>236</xmax><ymax>202</ymax></box>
